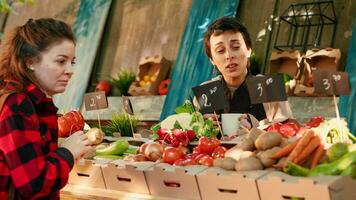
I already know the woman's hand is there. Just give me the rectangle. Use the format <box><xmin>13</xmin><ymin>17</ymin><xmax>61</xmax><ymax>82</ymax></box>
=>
<box><xmin>60</xmin><ymin>131</ymin><xmax>93</xmax><ymax>160</ymax></box>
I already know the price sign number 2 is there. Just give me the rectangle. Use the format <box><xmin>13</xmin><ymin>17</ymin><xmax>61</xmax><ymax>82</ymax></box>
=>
<box><xmin>202</xmin><ymin>94</ymin><xmax>211</xmax><ymax>107</ymax></box>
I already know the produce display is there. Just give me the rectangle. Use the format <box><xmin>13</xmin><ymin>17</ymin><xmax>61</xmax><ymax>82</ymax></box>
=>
<box><xmin>63</xmin><ymin>104</ymin><xmax>356</xmax><ymax>200</ymax></box>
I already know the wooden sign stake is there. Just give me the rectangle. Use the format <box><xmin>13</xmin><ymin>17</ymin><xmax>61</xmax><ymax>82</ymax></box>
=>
<box><xmin>129</xmin><ymin>115</ymin><xmax>134</xmax><ymax>136</ymax></box>
<box><xmin>97</xmin><ymin>112</ymin><xmax>101</xmax><ymax>130</ymax></box>
<box><xmin>267</xmin><ymin>103</ymin><xmax>272</xmax><ymax>123</ymax></box>
<box><xmin>333</xmin><ymin>95</ymin><xmax>340</xmax><ymax>120</ymax></box>
<box><xmin>123</xmin><ymin>109</ymin><xmax>135</xmax><ymax>137</ymax></box>
<box><xmin>214</xmin><ymin>111</ymin><xmax>224</xmax><ymax>140</ymax></box>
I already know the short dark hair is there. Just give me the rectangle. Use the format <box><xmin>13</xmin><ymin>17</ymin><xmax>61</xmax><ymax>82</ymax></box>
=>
<box><xmin>203</xmin><ymin>17</ymin><xmax>252</xmax><ymax>59</ymax></box>
<box><xmin>0</xmin><ymin>18</ymin><xmax>75</xmax><ymax>91</ymax></box>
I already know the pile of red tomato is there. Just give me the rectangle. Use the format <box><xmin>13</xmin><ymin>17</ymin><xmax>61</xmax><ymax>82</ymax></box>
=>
<box><xmin>162</xmin><ymin>137</ymin><xmax>226</xmax><ymax>167</ymax></box>
<box><xmin>266</xmin><ymin>116</ymin><xmax>325</xmax><ymax>138</ymax></box>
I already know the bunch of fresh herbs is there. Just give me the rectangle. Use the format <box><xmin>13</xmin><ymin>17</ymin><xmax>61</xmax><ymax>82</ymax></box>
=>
<box><xmin>110</xmin><ymin>70</ymin><xmax>136</xmax><ymax>96</ymax></box>
<box><xmin>103</xmin><ymin>112</ymin><xmax>138</xmax><ymax>137</ymax></box>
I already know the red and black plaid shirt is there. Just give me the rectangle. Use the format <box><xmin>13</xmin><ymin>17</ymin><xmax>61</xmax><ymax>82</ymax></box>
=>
<box><xmin>0</xmin><ymin>83</ymin><xmax>74</xmax><ymax>199</ymax></box>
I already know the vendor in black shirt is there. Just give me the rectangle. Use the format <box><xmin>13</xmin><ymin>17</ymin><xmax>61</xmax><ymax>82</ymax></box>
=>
<box><xmin>194</xmin><ymin>17</ymin><xmax>293</xmax><ymax>130</ymax></box>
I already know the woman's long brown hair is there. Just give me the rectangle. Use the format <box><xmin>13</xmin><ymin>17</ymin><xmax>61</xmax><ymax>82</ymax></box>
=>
<box><xmin>0</xmin><ymin>18</ymin><xmax>75</xmax><ymax>93</ymax></box>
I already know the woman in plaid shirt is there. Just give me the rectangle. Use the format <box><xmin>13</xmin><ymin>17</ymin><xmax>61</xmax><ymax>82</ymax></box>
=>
<box><xmin>0</xmin><ymin>18</ymin><xmax>92</xmax><ymax>199</ymax></box>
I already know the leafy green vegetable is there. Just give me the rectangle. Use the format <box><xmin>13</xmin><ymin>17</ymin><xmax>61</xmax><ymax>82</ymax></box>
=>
<box><xmin>283</xmin><ymin>162</ymin><xmax>309</xmax><ymax>177</ymax></box>
<box><xmin>340</xmin><ymin>164</ymin><xmax>356</xmax><ymax>178</ymax></box>
<box><xmin>110</xmin><ymin>70</ymin><xmax>136</xmax><ymax>96</ymax></box>
<box><xmin>285</xmin><ymin>150</ymin><xmax>356</xmax><ymax>178</ymax></box>
<box><xmin>150</xmin><ymin>123</ymin><xmax>161</xmax><ymax>133</ymax></box>
<box><xmin>308</xmin><ymin>151</ymin><xmax>356</xmax><ymax>177</ymax></box>
<box><xmin>175</xmin><ymin>100</ymin><xmax>195</xmax><ymax>114</ymax></box>
<box><xmin>190</xmin><ymin>112</ymin><xmax>204</xmax><ymax>125</ymax></box>
<box><xmin>173</xmin><ymin>120</ymin><xmax>183</xmax><ymax>129</ymax></box>
<box><xmin>96</xmin><ymin>140</ymin><xmax>129</xmax><ymax>156</ymax></box>
<box><xmin>93</xmin><ymin>155</ymin><xmax>124</xmax><ymax>161</ymax></box>
<box><xmin>326</xmin><ymin>143</ymin><xmax>349</xmax><ymax>162</ymax></box>
<box><xmin>125</xmin><ymin>146</ymin><xmax>139</xmax><ymax>154</ymax></box>
<box><xmin>150</xmin><ymin>133</ymin><xmax>159</xmax><ymax>141</ymax></box>
<box><xmin>160</xmin><ymin>113</ymin><xmax>192</xmax><ymax>130</ymax></box>
<box><xmin>190</xmin><ymin>116</ymin><xmax>218</xmax><ymax>138</ymax></box>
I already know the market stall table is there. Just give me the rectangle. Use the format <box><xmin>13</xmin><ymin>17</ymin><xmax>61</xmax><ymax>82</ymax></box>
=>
<box><xmin>60</xmin><ymin>184</ymin><xmax>182</xmax><ymax>200</ymax></box>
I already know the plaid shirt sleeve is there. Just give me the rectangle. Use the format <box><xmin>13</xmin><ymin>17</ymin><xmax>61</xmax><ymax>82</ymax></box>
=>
<box><xmin>0</xmin><ymin>93</ymin><xmax>74</xmax><ymax>199</ymax></box>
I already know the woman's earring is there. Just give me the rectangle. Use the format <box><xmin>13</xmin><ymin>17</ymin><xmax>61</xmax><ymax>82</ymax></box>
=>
<box><xmin>28</xmin><ymin>66</ymin><xmax>35</xmax><ymax>72</ymax></box>
<box><xmin>213</xmin><ymin>65</ymin><xmax>219</xmax><ymax>75</ymax></box>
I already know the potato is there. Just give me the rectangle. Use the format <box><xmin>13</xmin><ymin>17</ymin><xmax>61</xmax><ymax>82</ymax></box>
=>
<box><xmin>225</xmin><ymin>149</ymin><xmax>253</xmax><ymax>161</ymax></box>
<box><xmin>238</xmin><ymin>138</ymin><xmax>255</xmax><ymax>151</ymax></box>
<box><xmin>230</xmin><ymin>128</ymin><xmax>263</xmax><ymax>151</ymax></box>
<box><xmin>240</xmin><ymin>151</ymin><xmax>254</xmax><ymax>160</ymax></box>
<box><xmin>235</xmin><ymin>157</ymin><xmax>264</xmax><ymax>171</ymax></box>
<box><xmin>221</xmin><ymin>157</ymin><xmax>237</xmax><ymax>170</ymax></box>
<box><xmin>257</xmin><ymin>147</ymin><xmax>281</xmax><ymax>167</ymax></box>
<box><xmin>280</xmin><ymin>138</ymin><xmax>289</xmax><ymax>148</ymax></box>
<box><xmin>255</xmin><ymin>131</ymin><xmax>282</xmax><ymax>150</ymax></box>
<box><xmin>213</xmin><ymin>158</ymin><xmax>224</xmax><ymax>168</ymax></box>
<box><xmin>236</xmin><ymin>127</ymin><xmax>250</xmax><ymax>136</ymax></box>
<box><xmin>249</xmin><ymin>128</ymin><xmax>266</xmax><ymax>139</ymax></box>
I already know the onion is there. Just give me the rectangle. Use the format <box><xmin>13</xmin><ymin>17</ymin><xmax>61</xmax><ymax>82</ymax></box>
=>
<box><xmin>139</xmin><ymin>143</ymin><xmax>148</xmax><ymax>154</ymax></box>
<box><xmin>86</xmin><ymin>128</ymin><xmax>104</xmax><ymax>145</ymax></box>
<box><xmin>144</xmin><ymin>142</ymin><xmax>163</xmax><ymax>161</ymax></box>
<box><xmin>134</xmin><ymin>154</ymin><xmax>148</xmax><ymax>161</ymax></box>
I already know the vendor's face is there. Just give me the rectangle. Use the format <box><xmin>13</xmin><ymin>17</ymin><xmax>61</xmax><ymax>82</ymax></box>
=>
<box><xmin>209</xmin><ymin>31</ymin><xmax>251</xmax><ymax>79</ymax></box>
<box><xmin>31</xmin><ymin>40</ymin><xmax>75</xmax><ymax>96</ymax></box>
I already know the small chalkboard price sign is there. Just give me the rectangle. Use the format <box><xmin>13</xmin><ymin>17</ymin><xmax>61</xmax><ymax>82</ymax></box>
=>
<box><xmin>246</xmin><ymin>74</ymin><xmax>287</xmax><ymax>104</ymax></box>
<box><xmin>313</xmin><ymin>69</ymin><xmax>350</xmax><ymax>120</ymax></box>
<box><xmin>192</xmin><ymin>80</ymin><xmax>228</xmax><ymax>114</ymax></box>
<box><xmin>313</xmin><ymin>70</ymin><xmax>350</xmax><ymax>96</ymax></box>
<box><xmin>84</xmin><ymin>91</ymin><xmax>108</xmax><ymax>111</ymax></box>
<box><xmin>121</xmin><ymin>96</ymin><xmax>137</xmax><ymax>138</ymax></box>
<box><xmin>83</xmin><ymin>91</ymin><xmax>108</xmax><ymax>129</ymax></box>
<box><xmin>192</xmin><ymin>80</ymin><xmax>228</xmax><ymax>138</ymax></box>
<box><xmin>122</xmin><ymin>96</ymin><xmax>134</xmax><ymax>115</ymax></box>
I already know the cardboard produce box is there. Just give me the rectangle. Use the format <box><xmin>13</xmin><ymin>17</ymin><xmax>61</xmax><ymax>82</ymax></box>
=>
<box><xmin>268</xmin><ymin>50</ymin><xmax>301</xmax><ymax>78</ymax></box>
<box><xmin>197</xmin><ymin>167</ymin><xmax>269</xmax><ymax>200</ymax></box>
<box><xmin>145</xmin><ymin>163</ymin><xmax>208</xmax><ymax>200</ymax></box>
<box><xmin>257</xmin><ymin>171</ymin><xmax>356</xmax><ymax>200</ymax></box>
<box><xmin>68</xmin><ymin>159</ymin><xmax>107</xmax><ymax>189</ymax></box>
<box><xmin>101</xmin><ymin>160</ymin><xmax>156</xmax><ymax>194</ymax></box>
<box><xmin>128</xmin><ymin>55</ymin><xmax>170</xmax><ymax>96</ymax></box>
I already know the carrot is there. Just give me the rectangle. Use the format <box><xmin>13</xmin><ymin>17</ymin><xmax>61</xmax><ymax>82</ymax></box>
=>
<box><xmin>294</xmin><ymin>135</ymin><xmax>321</xmax><ymax>164</ymax></box>
<box><xmin>310</xmin><ymin>144</ymin><xmax>325</xmax><ymax>168</ymax></box>
<box><xmin>298</xmin><ymin>153</ymin><xmax>311</xmax><ymax>165</ymax></box>
<box><xmin>283</xmin><ymin>129</ymin><xmax>314</xmax><ymax>168</ymax></box>
<box><xmin>273</xmin><ymin>138</ymin><xmax>300</xmax><ymax>159</ymax></box>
